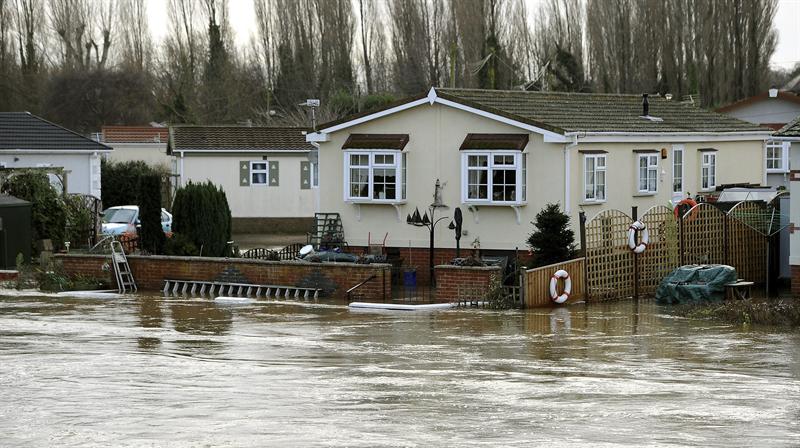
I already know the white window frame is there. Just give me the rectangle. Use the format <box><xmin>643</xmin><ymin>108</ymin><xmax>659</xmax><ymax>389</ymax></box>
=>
<box><xmin>672</xmin><ymin>145</ymin><xmax>684</xmax><ymax>194</ymax></box>
<box><xmin>637</xmin><ymin>153</ymin><xmax>659</xmax><ymax>194</ymax></box>
<box><xmin>250</xmin><ymin>161</ymin><xmax>269</xmax><ymax>186</ymax></box>
<box><xmin>765</xmin><ymin>140</ymin><xmax>789</xmax><ymax>173</ymax></box>
<box><xmin>310</xmin><ymin>161</ymin><xmax>319</xmax><ymax>188</ymax></box>
<box><xmin>460</xmin><ymin>151</ymin><xmax>526</xmax><ymax>205</ymax></box>
<box><xmin>343</xmin><ymin>150</ymin><xmax>405</xmax><ymax>203</ymax></box>
<box><xmin>583</xmin><ymin>154</ymin><xmax>607</xmax><ymax>203</ymax></box>
<box><xmin>701</xmin><ymin>152</ymin><xmax>717</xmax><ymax>191</ymax></box>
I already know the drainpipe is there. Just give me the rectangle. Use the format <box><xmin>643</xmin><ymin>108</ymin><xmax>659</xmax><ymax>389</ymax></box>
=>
<box><xmin>179</xmin><ymin>151</ymin><xmax>185</xmax><ymax>187</ymax></box>
<box><xmin>564</xmin><ymin>134</ymin><xmax>579</xmax><ymax>214</ymax></box>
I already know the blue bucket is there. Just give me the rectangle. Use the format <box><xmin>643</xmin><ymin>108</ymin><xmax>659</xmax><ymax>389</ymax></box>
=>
<box><xmin>403</xmin><ymin>269</ymin><xmax>417</xmax><ymax>287</ymax></box>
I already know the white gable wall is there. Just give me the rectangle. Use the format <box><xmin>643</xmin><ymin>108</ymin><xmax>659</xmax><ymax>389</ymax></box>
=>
<box><xmin>0</xmin><ymin>152</ymin><xmax>100</xmax><ymax>198</ymax></box>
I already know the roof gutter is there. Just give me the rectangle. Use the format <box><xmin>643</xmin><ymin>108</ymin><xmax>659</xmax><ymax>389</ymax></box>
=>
<box><xmin>564</xmin><ymin>131</ymin><xmax>772</xmax><ymax>143</ymax></box>
<box><xmin>174</xmin><ymin>149</ymin><xmax>313</xmax><ymax>154</ymax></box>
<box><xmin>0</xmin><ymin>149</ymin><xmax>113</xmax><ymax>154</ymax></box>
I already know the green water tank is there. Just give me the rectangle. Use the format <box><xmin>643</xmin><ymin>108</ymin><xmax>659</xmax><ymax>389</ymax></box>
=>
<box><xmin>0</xmin><ymin>195</ymin><xmax>32</xmax><ymax>269</ymax></box>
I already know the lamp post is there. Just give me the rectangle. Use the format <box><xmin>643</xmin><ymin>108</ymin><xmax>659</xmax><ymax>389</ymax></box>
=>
<box><xmin>406</xmin><ymin>179</ymin><xmax>448</xmax><ymax>286</ymax></box>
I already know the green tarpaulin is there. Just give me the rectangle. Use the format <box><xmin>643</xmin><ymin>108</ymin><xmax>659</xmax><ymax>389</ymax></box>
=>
<box><xmin>655</xmin><ymin>265</ymin><xmax>738</xmax><ymax>305</ymax></box>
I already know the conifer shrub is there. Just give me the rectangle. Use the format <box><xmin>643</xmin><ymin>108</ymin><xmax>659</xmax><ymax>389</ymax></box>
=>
<box><xmin>526</xmin><ymin>203</ymin><xmax>576</xmax><ymax>268</ymax></box>
<box><xmin>138</xmin><ymin>174</ymin><xmax>165</xmax><ymax>254</ymax></box>
<box><xmin>171</xmin><ymin>181</ymin><xmax>231</xmax><ymax>257</ymax></box>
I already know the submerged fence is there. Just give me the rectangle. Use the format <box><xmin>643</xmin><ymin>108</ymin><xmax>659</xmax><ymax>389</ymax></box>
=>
<box><xmin>524</xmin><ymin>201</ymin><xmax>771</xmax><ymax>306</ymax></box>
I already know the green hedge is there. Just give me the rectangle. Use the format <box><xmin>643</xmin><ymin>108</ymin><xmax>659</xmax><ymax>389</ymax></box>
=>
<box><xmin>138</xmin><ymin>174</ymin><xmax>166</xmax><ymax>254</ymax></box>
<box><xmin>101</xmin><ymin>159</ymin><xmax>168</xmax><ymax>208</ymax></box>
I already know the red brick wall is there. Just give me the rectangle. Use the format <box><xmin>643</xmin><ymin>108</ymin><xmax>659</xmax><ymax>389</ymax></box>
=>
<box><xmin>0</xmin><ymin>270</ymin><xmax>19</xmax><ymax>282</ymax></box>
<box><xmin>792</xmin><ymin>265</ymin><xmax>800</xmax><ymax>297</ymax></box>
<box><xmin>55</xmin><ymin>254</ymin><xmax>391</xmax><ymax>300</ymax></box>
<box><xmin>347</xmin><ymin>245</ymin><xmax>527</xmax><ymax>286</ymax></box>
<box><xmin>434</xmin><ymin>265</ymin><xmax>502</xmax><ymax>301</ymax></box>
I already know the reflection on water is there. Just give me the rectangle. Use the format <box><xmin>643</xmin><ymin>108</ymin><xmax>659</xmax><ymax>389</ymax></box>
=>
<box><xmin>0</xmin><ymin>293</ymin><xmax>798</xmax><ymax>447</ymax></box>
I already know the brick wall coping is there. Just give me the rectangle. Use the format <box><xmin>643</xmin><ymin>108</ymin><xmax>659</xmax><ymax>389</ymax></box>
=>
<box><xmin>55</xmin><ymin>253</ymin><xmax>391</xmax><ymax>270</ymax></box>
<box><xmin>434</xmin><ymin>264</ymin><xmax>502</xmax><ymax>271</ymax></box>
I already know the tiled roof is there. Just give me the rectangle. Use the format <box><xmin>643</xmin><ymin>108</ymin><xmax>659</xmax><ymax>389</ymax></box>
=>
<box><xmin>169</xmin><ymin>126</ymin><xmax>315</xmax><ymax>153</ymax></box>
<box><xmin>102</xmin><ymin>126</ymin><xmax>169</xmax><ymax>143</ymax></box>
<box><xmin>436</xmin><ymin>88</ymin><xmax>769</xmax><ymax>133</ymax></box>
<box><xmin>0</xmin><ymin>112</ymin><xmax>111</xmax><ymax>151</ymax></box>
<box><xmin>774</xmin><ymin>115</ymin><xmax>800</xmax><ymax>137</ymax></box>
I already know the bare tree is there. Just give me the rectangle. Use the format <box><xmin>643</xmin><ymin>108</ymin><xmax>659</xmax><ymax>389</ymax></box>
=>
<box><xmin>118</xmin><ymin>0</ymin><xmax>152</xmax><ymax>71</ymax></box>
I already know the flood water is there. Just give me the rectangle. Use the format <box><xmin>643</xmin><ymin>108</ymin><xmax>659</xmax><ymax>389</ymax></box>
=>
<box><xmin>1</xmin><ymin>292</ymin><xmax>799</xmax><ymax>447</ymax></box>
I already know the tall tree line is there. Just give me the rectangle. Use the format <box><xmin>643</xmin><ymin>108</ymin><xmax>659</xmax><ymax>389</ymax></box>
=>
<box><xmin>0</xmin><ymin>0</ymin><xmax>793</xmax><ymax>133</ymax></box>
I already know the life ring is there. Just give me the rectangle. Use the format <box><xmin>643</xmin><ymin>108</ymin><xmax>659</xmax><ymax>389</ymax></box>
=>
<box><xmin>673</xmin><ymin>198</ymin><xmax>698</xmax><ymax>220</ymax></box>
<box><xmin>628</xmin><ymin>220</ymin><xmax>649</xmax><ymax>254</ymax></box>
<box><xmin>549</xmin><ymin>269</ymin><xmax>572</xmax><ymax>304</ymax></box>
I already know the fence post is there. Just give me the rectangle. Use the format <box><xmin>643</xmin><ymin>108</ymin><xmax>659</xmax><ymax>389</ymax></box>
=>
<box><xmin>679</xmin><ymin>211</ymin><xmax>685</xmax><ymax>266</ymax></box>
<box><xmin>632</xmin><ymin>206</ymin><xmax>639</xmax><ymax>301</ymax></box>
<box><xmin>723</xmin><ymin>211</ymin><xmax>729</xmax><ymax>266</ymax></box>
<box><xmin>579</xmin><ymin>212</ymin><xmax>588</xmax><ymax>301</ymax></box>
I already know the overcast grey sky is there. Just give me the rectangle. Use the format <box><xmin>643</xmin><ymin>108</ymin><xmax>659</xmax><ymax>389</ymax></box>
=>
<box><xmin>148</xmin><ymin>0</ymin><xmax>800</xmax><ymax>70</ymax></box>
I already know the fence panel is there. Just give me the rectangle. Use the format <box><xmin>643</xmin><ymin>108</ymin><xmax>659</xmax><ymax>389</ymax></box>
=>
<box><xmin>639</xmin><ymin>205</ymin><xmax>679</xmax><ymax>296</ymax></box>
<box><xmin>585</xmin><ymin>209</ymin><xmax>634</xmax><ymax>301</ymax></box>
<box><xmin>524</xmin><ymin>258</ymin><xmax>585</xmax><ymax>307</ymax></box>
<box><xmin>727</xmin><ymin>201</ymin><xmax>767</xmax><ymax>283</ymax></box>
<box><xmin>680</xmin><ymin>203</ymin><xmax>725</xmax><ymax>265</ymax></box>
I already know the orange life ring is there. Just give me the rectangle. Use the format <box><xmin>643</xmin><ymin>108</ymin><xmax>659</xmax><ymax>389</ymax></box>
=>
<box><xmin>674</xmin><ymin>198</ymin><xmax>698</xmax><ymax>220</ymax></box>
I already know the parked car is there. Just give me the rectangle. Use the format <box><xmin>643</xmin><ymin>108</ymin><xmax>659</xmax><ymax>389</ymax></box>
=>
<box><xmin>101</xmin><ymin>205</ymin><xmax>172</xmax><ymax>235</ymax></box>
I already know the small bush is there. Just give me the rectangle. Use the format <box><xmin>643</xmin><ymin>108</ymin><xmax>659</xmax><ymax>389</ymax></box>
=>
<box><xmin>527</xmin><ymin>203</ymin><xmax>576</xmax><ymax>268</ymax></box>
<box><xmin>485</xmin><ymin>275</ymin><xmax>515</xmax><ymax>310</ymax></box>
<box><xmin>163</xmin><ymin>232</ymin><xmax>200</xmax><ymax>256</ymax></box>
<box><xmin>673</xmin><ymin>299</ymin><xmax>800</xmax><ymax>327</ymax></box>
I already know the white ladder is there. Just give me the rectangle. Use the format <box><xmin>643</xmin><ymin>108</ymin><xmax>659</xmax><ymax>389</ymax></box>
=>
<box><xmin>111</xmin><ymin>240</ymin><xmax>137</xmax><ymax>293</ymax></box>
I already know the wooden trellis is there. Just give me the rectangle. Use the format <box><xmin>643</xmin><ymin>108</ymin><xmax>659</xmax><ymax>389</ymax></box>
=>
<box><xmin>679</xmin><ymin>203</ymin><xmax>726</xmax><ymax>266</ymax></box>
<box><xmin>584</xmin><ymin>209</ymin><xmax>634</xmax><ymax>301</ymax></box>
<box><xmin>638</xmin><ymin>205</ymin><xmax>679</xmax><ymax>296</ymax></box>
<box><xmin>723</xmin><ymin>201</ymin><xmax>767</xmax><ymax>283</ymax></box>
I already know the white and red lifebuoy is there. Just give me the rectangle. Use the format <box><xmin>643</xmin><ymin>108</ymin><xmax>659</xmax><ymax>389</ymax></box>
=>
<box><xmin>549</xmin><ymin>269</ymin><xmax>572</xmax><ymax>304</ymax></box>
<box><xmin>628</xmin><ymin>220</ymin><xmax>649</xmax><ymax>254</ymax></box>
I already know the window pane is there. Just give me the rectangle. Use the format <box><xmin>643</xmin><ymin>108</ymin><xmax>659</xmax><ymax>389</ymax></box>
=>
<box><xmin>467</xmin><ymin>168</ymin><xmax>488</xmax><ymax>199</ymax></box>
<box><xmin>468</xmin><ymin>155</ymin><xmax>488</xmax><ymax>167</ymax></box>
<box><xmin>372</xmin><ymin>167</ymin><xmax>396</xmax><ymax>200</ymax></box>
<box><xmin>252</xmin><ymin>172</ymin><xmax>267</xmax><ymax>184</ymax></box>
<box><xmin>350</xmin><ymin>167</ymin><xmax>369</xmax><ymax>198</ymax></box>
<box><xmin>639</xmin><ymin>166</ymin><xmax>648</xmax><ymax>190</ymax></box>
<box><xmin>596</xmin><ymin>170</ymin><xmax>605</xmax><ymax>200</ymax></box>
<box><xmin>252</xmin><ymin>162</ymin><xmax>267</xmax><ymax>171</ymax></box>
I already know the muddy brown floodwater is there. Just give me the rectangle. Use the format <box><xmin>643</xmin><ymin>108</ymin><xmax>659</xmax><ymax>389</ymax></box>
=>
<box><xmin>0</xmin><ymin>292</ymin><xmax>799</xmax><ymax>447</ymax></box>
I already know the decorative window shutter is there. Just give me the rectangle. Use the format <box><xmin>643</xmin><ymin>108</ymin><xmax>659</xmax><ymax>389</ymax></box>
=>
<box><xmin>269</xmin><ymin>161</ymin><xmax>279</xmax><ymax>186</ymax></box>
<box><xmin>300</xmin><ymin>161</ymin><xmax>311</xmax><ymax>190</ymax></box>
<box><xmin>239</xmin><ymin>161</ymin><xmax>250</xmax><ymax>186</ymax></box>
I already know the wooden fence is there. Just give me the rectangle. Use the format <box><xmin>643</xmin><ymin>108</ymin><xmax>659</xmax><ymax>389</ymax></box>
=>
<box><xmin>523</xmin><ymin>258</ymin><xmax>585</xmax><ymax>307</ymax></box>
<box><xmin>522</xmin><ymin>201</ymin><xmax>770</xmax><ymax>307</ymax></box>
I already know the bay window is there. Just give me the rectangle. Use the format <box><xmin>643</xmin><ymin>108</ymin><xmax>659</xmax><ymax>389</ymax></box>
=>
<box><xmin>344</xmin><ymin>151</ymin><xmax>406</xmax><ymax>202</ymax></box>
<box><xmin>584</xmin><ymin>154</ymin><xmax>606</xmax><ymax>202</ymax></box>
<box><xmin>637</xmin><ymin>153</ymin><xmax>658</xmax><ymax>193</ymax></box>
<box><xmin>461</xmin><ymin>151</ymin><xmax>526</xmax><ymax>204</ymax></box>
